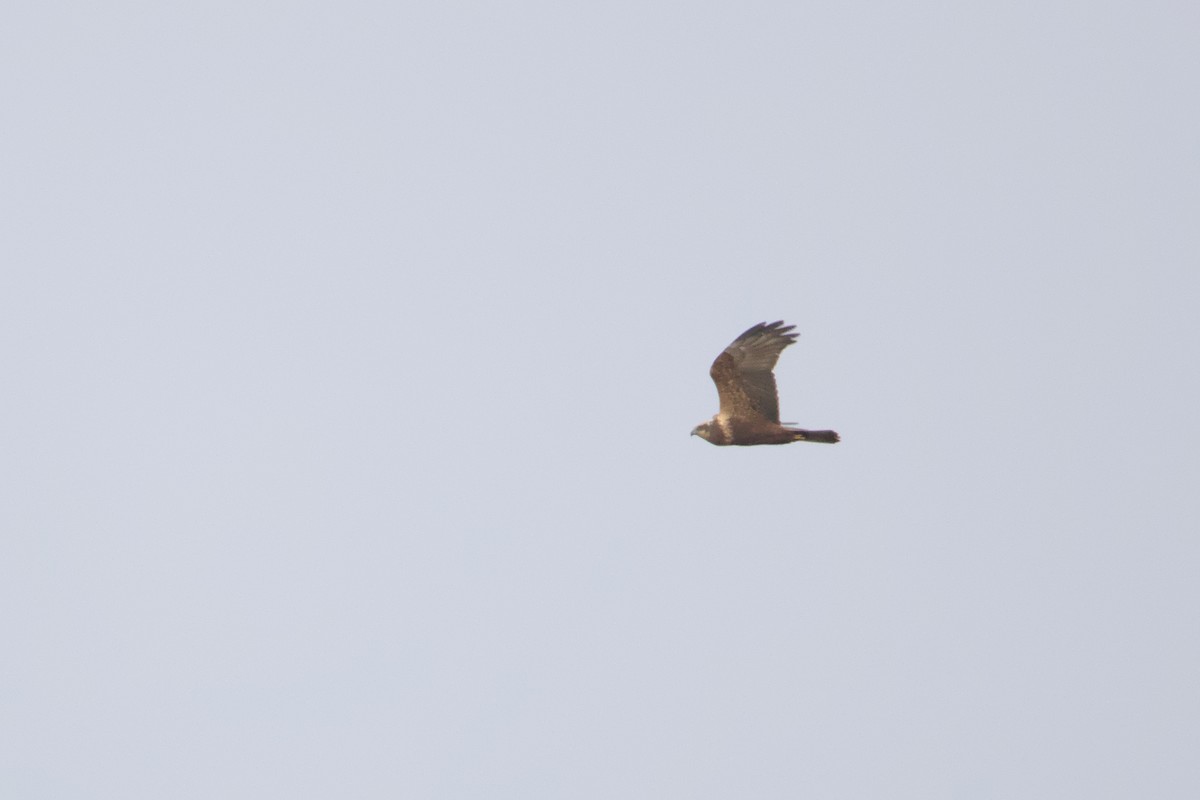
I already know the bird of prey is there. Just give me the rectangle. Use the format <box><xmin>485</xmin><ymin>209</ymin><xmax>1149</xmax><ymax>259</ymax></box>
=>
<box><xmin>691</xmin><ymin>321</ymin><xmax>840</xmax><ymax>446</ymax></box>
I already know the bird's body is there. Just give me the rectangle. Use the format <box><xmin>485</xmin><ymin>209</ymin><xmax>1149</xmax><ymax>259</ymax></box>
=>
<box><xmin>692</xmin><ymin>321</ymin><xmax>840</xmax><ymax>447</ymax></box>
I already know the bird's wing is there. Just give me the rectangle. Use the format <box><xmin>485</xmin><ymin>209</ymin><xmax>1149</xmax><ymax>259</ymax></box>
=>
<box><xmin>709</xmin><ymin>321</ymin><xmax>798</xmax><ymax>424</ymax></box>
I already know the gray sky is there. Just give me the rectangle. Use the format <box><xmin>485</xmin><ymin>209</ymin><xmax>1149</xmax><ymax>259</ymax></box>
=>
<box><xmin>4</xmin><ymin>2</ymin><xmax>1199</xmax><ymax>798</ymax></box>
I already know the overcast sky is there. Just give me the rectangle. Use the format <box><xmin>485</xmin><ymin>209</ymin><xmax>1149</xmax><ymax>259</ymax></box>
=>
<box><xmin>4</xmin><ymin>2</ymin><xmax>1199</xmax><ymax>798</ymax></box>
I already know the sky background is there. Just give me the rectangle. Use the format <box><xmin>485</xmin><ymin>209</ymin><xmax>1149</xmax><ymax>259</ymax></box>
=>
<box><xmin>4</xmin><ymin>2</ymin><xmax>1199</xmax><ymax>798</ymax></box>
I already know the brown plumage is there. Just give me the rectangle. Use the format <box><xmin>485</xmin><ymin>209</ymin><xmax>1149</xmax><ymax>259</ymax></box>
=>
<box><xmin>691</xmin><ymin>321</ymin><xmax>840</xmax><ymax>447</ymax></box>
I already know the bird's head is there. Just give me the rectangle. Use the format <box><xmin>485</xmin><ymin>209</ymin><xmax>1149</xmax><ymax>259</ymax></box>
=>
<box><xmin>690</xmin><ymin>421</ymin><xmax>713</xmax><ymax>441</ymax></box>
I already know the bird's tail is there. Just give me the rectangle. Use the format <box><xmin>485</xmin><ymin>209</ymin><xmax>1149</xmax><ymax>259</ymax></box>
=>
<box><xmin>789</xmin><ymin>428</ymin><xmax>840</xmax><ymax>444</ymax></box>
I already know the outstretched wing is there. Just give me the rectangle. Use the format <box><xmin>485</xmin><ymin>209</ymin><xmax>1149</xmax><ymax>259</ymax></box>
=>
<box><xmin>709</xmin><ymin>321</ymin><xmax>798</xmax><ymax>424</ymax></box>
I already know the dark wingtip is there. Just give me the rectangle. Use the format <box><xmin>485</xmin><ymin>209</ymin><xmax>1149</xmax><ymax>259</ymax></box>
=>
<box><xmin>739</xmin><ymin>320</ymin><xmax>799</xmax><ymax>343</ymax></box>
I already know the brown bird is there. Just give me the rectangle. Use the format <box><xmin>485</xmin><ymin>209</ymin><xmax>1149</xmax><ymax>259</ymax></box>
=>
<box><xmin>691</xmin><ymin>321</ymin><xmax>840</xmax><ymax>446</ymax></box>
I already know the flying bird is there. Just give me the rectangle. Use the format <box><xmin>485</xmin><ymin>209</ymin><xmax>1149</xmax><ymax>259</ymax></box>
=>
<box><xmin>692</xmin><ymin>321</ymin><xmax>840</xmax><ymax>446</ymax></box>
